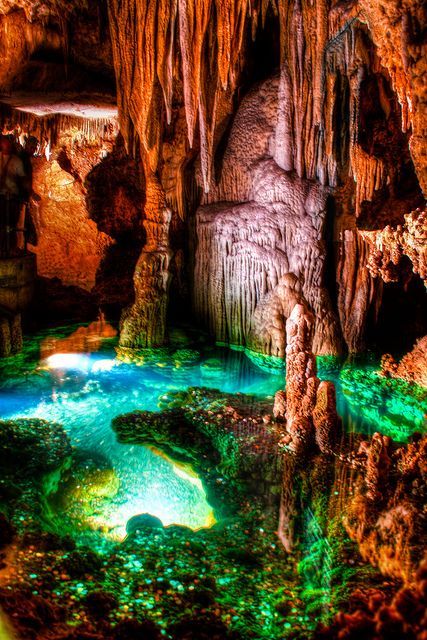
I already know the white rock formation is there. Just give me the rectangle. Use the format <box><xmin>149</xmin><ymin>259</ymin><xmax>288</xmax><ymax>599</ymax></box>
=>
<box><xmin>193</xmin><ymin>77</ymin><xmax>343</xmax><ymax>356</ymax></box>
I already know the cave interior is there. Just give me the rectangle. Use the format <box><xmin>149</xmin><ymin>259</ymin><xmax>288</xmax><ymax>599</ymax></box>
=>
<box><xmin>0</xmin><ymin>1</ymin><xmax>426</xmax><ymax>639</ymax></box>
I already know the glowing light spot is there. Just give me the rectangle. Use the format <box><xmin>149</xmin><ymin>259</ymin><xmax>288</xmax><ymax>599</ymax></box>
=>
<box><xmin>91</xmin><ymin>359</ymin><xmax>117</xmax><ymax>373</ymax></box>
<box><xmin>45</xmin><ymin>353</ymin><xmax>91</xmax><ymax>372</ymax></box>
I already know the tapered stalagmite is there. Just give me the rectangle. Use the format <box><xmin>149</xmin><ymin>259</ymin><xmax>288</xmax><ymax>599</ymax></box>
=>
<box><xmin>277</xmin><ymin>303</ymin><xmax>342</xmax><ymax>549</ymax></box>
<box><xmin>284</xmin><ymin>304</ymin><xmax>318</xmax><ymax>450</ymax></box>
<box><xmin>277</xmin><ymin>304</ymin><xmax>318</xmax><ymax>551</ymax></box>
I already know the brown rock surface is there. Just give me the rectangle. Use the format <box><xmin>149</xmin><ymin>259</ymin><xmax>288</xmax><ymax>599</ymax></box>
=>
<box><xmin>381</xmin><ymin>336</ymin><xmax>427</xmax><ymax>388</ymax></box>
<box><xmin>345</xmin><ymin>434</ymin><xmax>427</xmax><ymax>582</ymax></box>
<box><xmin>31</xmin><ymin>157</ymin><xmax>113</xmax><ymax>292</ymax></box>
<box><xmin>363</xmin><ymin>208</ymin><xmax>427</xmax><ymax>287</ymax></box>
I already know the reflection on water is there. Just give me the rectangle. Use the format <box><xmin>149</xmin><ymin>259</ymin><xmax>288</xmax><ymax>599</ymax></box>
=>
<box><xmin>39</xmin><ymin>315</ymin><xmax>117</xmax><ymax>360</ymax></box>
<box><xmin>0</xmin><ymin>322</ymin><xmax>425</xmax><ymax>542</ymax></box>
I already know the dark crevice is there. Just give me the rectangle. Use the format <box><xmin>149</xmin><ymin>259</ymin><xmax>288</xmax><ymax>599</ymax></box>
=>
<box><xmin>323</xmin><ymin>195</ymin><xmax>339</xmax><ymax>313</ymax></box>
<box><xmin>366</xmin><ymin>257</ymin><xmax>427</xmax><ymax>356</ymax></box>
<box><xmin>357</xmin><ymin>72</ymin><xmax>423</xmax><ymax>230</ymax></box>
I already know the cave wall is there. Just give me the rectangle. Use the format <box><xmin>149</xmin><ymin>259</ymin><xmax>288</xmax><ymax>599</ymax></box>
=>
<box><xmin>0</xmin><ymin>0</ymin><xmax>425</xmax><ymax>354</ymax></box>
<box><xmin>103</xmin><ymin>0</ymin><xmax>426</xmax><ymax>354</ymax></box>
<box><xmin>0</xmin><ymin>0</ymin><xmax>146</xmax><ymax>322</ymax></box>
<box><xmin>32</xmin><ymin>156</ymin><xmax>111</xmax><ymax>291</ymax></box>
<box><xmin>27</xmin><ymin>126</ymin><xmax>144</xmax><ymax>320</ymax></box>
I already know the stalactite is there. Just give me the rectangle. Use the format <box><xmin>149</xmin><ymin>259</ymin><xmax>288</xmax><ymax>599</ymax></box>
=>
<box><xmin>105</xmin><ymin>0</ymin><xmax>426</xmax><ymax>351</ymax></box>
<box><xmin>108</xmin><ymin>0</ymin><xmax>263</xmax><ymax>187</ymax></box>
<box><xmin>357</xmin><ymin>0</ymin><xmax>427</xmax><ymax>194</ymax></box>
<box><xmin>336</xmin><ymin>228</ymin><xmax>381</xmax><ymax>353</ymax></box>
<box><xmin>156</xmin><ymin>0</ymin><xmax>177</xmax><ymax>126</ymax></box>
<box><xmin>178</xmin><ymin>0</ymin><xmax>210</xmax><ymax>149</ymax></box>
<box><xmin>0</xmin><ymin>103</ymin><xmax>118</xmax><ymax>148</ymax></box>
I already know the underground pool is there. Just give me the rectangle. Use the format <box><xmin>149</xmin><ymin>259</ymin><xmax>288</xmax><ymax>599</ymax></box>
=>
<box><xmin>0</xmin><ymin>319</ymin><xmax>426</xmax><ymax>640</ymax></box>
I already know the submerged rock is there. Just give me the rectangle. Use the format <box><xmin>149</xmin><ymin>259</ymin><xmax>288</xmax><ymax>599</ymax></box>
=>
<box><xmin>126</xmin><ymin>513</ymin><xmax>164</xmax><ymax>536</ymax></box>
<box><xmin>63</xmin><ymin>467</ymin><xmax>120</xmax><ymax>504</ymax></box>
<box><xmin>0</xmin><ymin>418</ymin><xmax>71</xmax><ymax>477</ymax></box>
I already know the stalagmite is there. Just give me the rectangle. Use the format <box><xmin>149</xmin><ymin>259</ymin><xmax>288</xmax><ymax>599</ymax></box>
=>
<box><xmin>119</xmin><ymin>174</ymin><xmax>172</xmax><ymax>348</ymax></box>
<box><xmin>277</xmin><ymin>303</ymin><xmax>342</xmax><ymax>550</ymax></box>
<box><xmin>283</xmin><ymin>304</ymin><xmax>318</xmax><ymax>453</ymax></box>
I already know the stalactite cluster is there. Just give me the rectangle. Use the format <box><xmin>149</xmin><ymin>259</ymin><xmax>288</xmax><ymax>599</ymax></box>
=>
<box><xmin>104</xmin><ymin>0</ymin><xmax>426</xmax><ymax>351</ymax></box>
<box><xmin>1</xmin><ymin>2</ymin><xmax>425</xmax><ymax>349</ymax></box>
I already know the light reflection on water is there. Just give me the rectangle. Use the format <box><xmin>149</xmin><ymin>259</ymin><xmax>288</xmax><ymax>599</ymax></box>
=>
<box><xmin>0</xmin><ymin>321</ymin><xmax>425</xmax><ymax>540</ymax></box>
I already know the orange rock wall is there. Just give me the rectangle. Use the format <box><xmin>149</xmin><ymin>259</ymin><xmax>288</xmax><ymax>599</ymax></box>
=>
<box><xmin>31</xmin><ymin>155</ymin><xmax>113</xmax><ymax>292</ymax></box>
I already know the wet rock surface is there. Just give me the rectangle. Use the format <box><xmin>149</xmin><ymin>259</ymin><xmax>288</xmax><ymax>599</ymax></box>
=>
<box><xmin>0</xmin><ymin>375</ymin><xmax>425</xmax><ymax>639</ymax></box>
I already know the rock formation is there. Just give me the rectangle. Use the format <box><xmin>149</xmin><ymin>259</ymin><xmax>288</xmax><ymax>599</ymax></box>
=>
<box><xmin>363</xmin><ymin>208</ymin><xmax>427</xmax><ymax>287</ymax></box>
<box><xmin>275</xmin><ymin>303</ymin><xmax>341</xmax><ymax>454</ymax></box>
<box><xmin>381</xmin><ymin>336</ymin><xmax>427</xmax><ymax>388</ymax></box>
<box><xmin>0</xmin><ymin>310</ymin><xmax>22</xmax><ymax>357</ymax></box>
<box><xmin>276</xmin><ymin>303</ymin><xmax>341</xmax><ymax>550</ymax></box>
<box><xmin>344</xmin><ymin>433</ymin><xmax>427</xmax><ymax>583</ymax></box>
<box><xmin>315</xmin><ymin>557</ymin><xmax>427</xmax><ymax>640</ymax></box>
<box><xmin>0</xmin><ymin>0</ymin><xmax>424</xmax><ymax>355</ymax></box>
<box><xmin>193</xmin><ymin>78</ymin><xmax>343</xmax><ymax>356</ymax></box>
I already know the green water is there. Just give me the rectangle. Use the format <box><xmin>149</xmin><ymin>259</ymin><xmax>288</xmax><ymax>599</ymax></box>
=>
<box><xmin>1</xmin><ymin>322</ymin><xmax>424</xmax><ymax>638</ymax></box>
<box><xmin>0</xmin><ymin>321</ymin><xmax>425</xmax><ymax>540</ymax></box>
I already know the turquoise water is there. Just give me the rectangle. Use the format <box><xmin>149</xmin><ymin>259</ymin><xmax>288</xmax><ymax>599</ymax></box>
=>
<box><xmin>0</xmin><ymin>321</ymin><xmax>425</xmax><ymax>540</ymax></box>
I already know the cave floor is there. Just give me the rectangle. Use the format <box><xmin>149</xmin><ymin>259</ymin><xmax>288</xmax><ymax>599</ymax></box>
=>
<box><xmin>0</xmin><ymin>321</ymin><xmax>425</xmax><ymax>639</ymax></box>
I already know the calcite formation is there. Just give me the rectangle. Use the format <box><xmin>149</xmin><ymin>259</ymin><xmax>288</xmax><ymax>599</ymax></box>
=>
<box><xmin>277</xmin><ymin>303</ymin><xmax>341</xmax><ymax>549</ymax></box>
<box><xmin>275</xmin><ymin>303</ymin><xmax>341</xmax><ymax>453</ymax></box>
<box><xmin>345</xmin><ymin>433</ymin><xmax>427</xmax><ymax>582</ymax></box>
<box><xmin>111</xmin><ymin>1</ymin><xmax>427</xmax><ymax>353</ymax></box>
<box><xmin>315</xmin><ymin>558</ymin><xmax>427</xmax><ymax>640</ymax></box>
<box><xmin>381</xmin><ymin>336</ymin><xmax>427</xmax><ymax>389</ymax></box>
<box><xmin>283</xmin><ymin>304</ymin><xmax>319</xmax><ymax>453</ymax></box>
<box><xmin>363</xmin><ymin>208</ymin><xmax>427</xmax><ymax>286</ymax></box>
<box><xmin>0</xmin><ymin>0</ymin><xmax>425</xmax><ymax>353</ymax></box>
<box><xmin>312</xmin><ymin>380</ymin><xmax>341</xmax><ymax>454</ymax></box>
<box><xmin>194</xmin><ymin>78</ymin><xmax>342</xmax><ymax>356</ymax></box>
